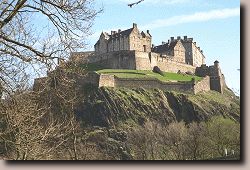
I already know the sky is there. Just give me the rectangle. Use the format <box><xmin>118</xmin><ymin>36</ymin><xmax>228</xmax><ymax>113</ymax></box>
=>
<box><xmin>85</xmin><ymin>0</ymin><xmax>240</xmax><ymax>94</ymax></box>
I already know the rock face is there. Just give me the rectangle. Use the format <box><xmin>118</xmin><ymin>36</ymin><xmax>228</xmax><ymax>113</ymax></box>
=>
<box><xmin>76</xmin><ymin>87</ymin><xmax>240</xmax><ymax>128</ymax></box>
<box><xmin>152</xmin><ymin>66</ymin><xmax>164</xmax><ymax>76</ymax></box>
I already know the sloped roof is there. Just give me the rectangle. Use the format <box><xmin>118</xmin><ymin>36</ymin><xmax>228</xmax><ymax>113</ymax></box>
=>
<box><xmin>141</xmin><ymin>31</ymin><xmax>151</xmax><ymax>37</ymax></box>
<box><xmin>102</xmin><ymin>32</ymin><xmax>110</xmax><ymax>39</ymax></box>
<box><xmin>110</xmin><ymin>28</ymin><xmax>133</xmax><ymax>38</ymax></box>
<box><xmin>94</xmin><ymin>32</ymin><xmax>110</xmax><ymax>46</ymax></box>
<box><xmin>153</xmin><ymin>40</ymin><xmax>178</xmax><ymax>53</ymax></box>
<box><xmin>168</xmin><ymin>41</ymin><xmax>178</xmax><ymax>50</ymax></box>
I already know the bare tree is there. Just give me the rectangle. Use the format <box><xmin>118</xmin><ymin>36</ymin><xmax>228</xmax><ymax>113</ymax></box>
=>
<box><xmin>0</xmin><ymin>1</ymin><xmax>102</xmax><ymax>159</ymax></box>
<box><xmin>0</xmin><ymin>66</ymin><xmax>105</xmax><ymax>160</ymax></box>
<box><xmin>0</xmin><ymin>0</ymin><xmax>102</xmax><ymax>95</ymax></box>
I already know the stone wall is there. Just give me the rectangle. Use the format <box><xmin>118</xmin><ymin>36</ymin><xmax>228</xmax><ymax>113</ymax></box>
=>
<box><xmin>71</xmin><ymin>50</ymin><xmax>197</xmax><ymax>74</ymax></box>
<box><xmin>73</xmin><ymin>51</ymin><xmax>137</xmax><ymax>70</ymax></box>
<box><xmin>192</xmin><ymin>42</ymin><xmax>205</xmax><ymax>67</ymax></box>
<box><xmin>115</xmin><ymin>78</ymin><xmax>194</xmax><ymax>93</ymax></box>
<box><xmin>99</xmin><ymin>74</ymin><xmax>115</xmax><ymax>87</ymax></box>
<box><xmin>34</xmin><ymin>70</ymin><xmax>211</xmax><ymax>95</ymax></box>
<box><xmin>107</xmin><ymin>36</ymin><xmax>130</xmax><ymax>52</ymax></box>
<box><xmin>94</xmin><ymin>23</ymin><xmax>152</xmax><ymax>55</ymax></box>
<box><xmin>156</xmin><ymin>58</ymin><xmax>196</xmax><ymax>73</ymax></box>
<box><xmin>173</xmin><ymin>40</ymin><xmax>186</xmax><ymax>63</ymax></box>
<box><xmin>195</xmin><ymin>61</ymin><xmax>224</xmax><ymax>93</ymax></box>
<box><xmin>98</xmin><ymin>74</ymin><xmax>198</xmax><ymax>94</ymax></box>
<box><xmin>194</xmin><ymin>76</ymin><xmax>210</xmax><ymax>94</ymax></box>
<box><xmin>129</xmin><ymin>27</ymin><xmax>151</xmax><ymax>53</ymax></box>
<box><xmin>33</xmin><ymin>70</ymin><xmax>100</xmax><ymax>92</ymax></box>
<box><xmin>70</xmin><ymin>51</ymin><xmax>95</xmax><ymax>63</ymax></box>
<box><xmin>134</xmin><ymin>51</ymin><xmax>152</xmax><ymax>70</ymax></box>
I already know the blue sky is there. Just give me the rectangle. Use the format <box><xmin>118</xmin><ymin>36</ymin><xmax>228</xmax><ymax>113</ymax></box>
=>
<box><xmin>86</xmin><ymin>0</ymin><xmax>240</xmax><ymax>93</ymax></box>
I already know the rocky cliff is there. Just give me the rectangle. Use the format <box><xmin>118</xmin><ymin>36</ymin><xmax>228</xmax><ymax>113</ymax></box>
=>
<box><xmin>76</xmin><ymin>86</ymin><xmax>240</xmax><ymax>128</ymax></box>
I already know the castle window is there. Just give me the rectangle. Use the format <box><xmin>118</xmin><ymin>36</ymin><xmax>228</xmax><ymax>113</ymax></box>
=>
<box><xmin>143</xmin><ymin>45</ymin><xmax>147</xmax><ymax>52</ymax></box>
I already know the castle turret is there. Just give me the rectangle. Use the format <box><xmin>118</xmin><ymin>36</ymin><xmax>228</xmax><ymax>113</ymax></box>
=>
<box><xmin>209</xmin><ymin>60</ymin><xmax>224</xmax><ymax>93</ymax></box>
<box><xmin>214</xmin><ymin>60</ymin><xmax>219</xmax><ymax>68</ymax></box>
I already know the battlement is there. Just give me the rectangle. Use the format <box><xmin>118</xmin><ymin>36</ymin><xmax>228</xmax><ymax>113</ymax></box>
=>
<box><xmin>167</xmin><ymin>36</ymin><xmax>204</xmax><ymax>55</ymax></box>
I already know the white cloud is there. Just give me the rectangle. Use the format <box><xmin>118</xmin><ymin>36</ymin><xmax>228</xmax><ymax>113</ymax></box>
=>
<box><xmin>88</xmin><ymin>7</ymin><xmax>239</xmax><ymax>45</ymax></box>
<box><xmin>140</xmin><ymin>7</ymin><xmax>240</xmax><ymax>30</ymax></box>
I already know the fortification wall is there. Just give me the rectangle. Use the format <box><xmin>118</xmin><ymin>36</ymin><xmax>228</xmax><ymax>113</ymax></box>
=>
<box><xmin>98</xmin><ymin>74</ymin><xmax>196</xmax><ymax>94</ymax></box>
<box><xmin>115</xmin><ymin>78</ymin><xmax>194</xmax><ymax>93</ymax></box>
<box><xmin>195</xmin><ymin>62</ymin><xmax>224</xmax><ymax>93</ymax></box>
<box><xmin>99</xmin><ymin>74</ymin><xmax>115</xmax><ymax>87</ymax></box>
<box><xmin>194</xmin><ymin>76</ymin><xmax>210</xmax><ymax>94</ymax></box>
<box><xmin>77</xmin><ymin>72</ymin><xmax>100</xmax><ymax>86</ymax></box>
<box><xmin>74</xmin><ymin>51</ymin><xmax>137</xmax><ymax>70</ymax></box>
<box><xmin>70</xmin><ymin>50</ymin><xmax>197</xmax><ymax>74</ymax></box>
<box><xmin>157</xmin><ymin>59</ymin><xmax>196</xmax><ymax>73</ymax></box>
<box><xmin>134</xmin><ymin>51</ymin><xmax>152</xmax><ymax>70</ymax></box>
<box><xmin>33</xmin><ymin>70</ymin><xmax>100</xmax><ymax>92</ymax></box>
<box><xmin>70</xmin><ymin>52</ymin><xmax>95</xmax><ymax>63</ymax></box>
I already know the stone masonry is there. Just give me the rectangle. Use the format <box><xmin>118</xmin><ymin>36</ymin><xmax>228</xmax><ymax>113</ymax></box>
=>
<box><xmin>41</xmin><ymin>23</ymin><xmax>226</xmax><ymax>93</ymax></box>
<box><xmin>64</xmin><ymin>23</ymin><xmax>226</xmax><ymax>93</ymax></box>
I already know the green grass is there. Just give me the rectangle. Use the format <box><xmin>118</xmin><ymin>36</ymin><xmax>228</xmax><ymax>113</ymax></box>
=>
<box><xmin>79</xmin><ymin>63</ymin><xmax>105</xmax><ymax>71</ymax></box>
<box><xmin>188</xmin><ymin>89</ymin><xmax>239</xmax><ymax>107</ymax></box>
<box><xmin>97</xmin><ymin>69</ymin><xmax>203</xmax><ymax>82</ymax></box>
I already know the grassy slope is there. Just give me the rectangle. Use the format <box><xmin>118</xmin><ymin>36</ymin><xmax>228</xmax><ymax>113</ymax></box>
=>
<box><xmin>77</xmin><ymin>63</ymin><xmax>202</xmax><ymax>82</ymax></box>
<box><xmin>97</xmin><ymin>69</ymin><xmax>202</xmax><ymax>82</ymax></box>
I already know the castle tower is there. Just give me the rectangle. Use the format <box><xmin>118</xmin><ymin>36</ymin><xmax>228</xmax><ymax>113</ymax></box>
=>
<box><xmin>209</xmin><ymin>60</ymin><xmax>224</xmax><ymax>94</ymax></box>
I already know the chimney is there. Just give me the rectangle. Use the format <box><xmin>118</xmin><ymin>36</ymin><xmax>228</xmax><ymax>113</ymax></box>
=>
<box><xmin>194</xmin><ymin>42</ymin><xmax>196</xmax><ymax>46</ymax></box>
<box><xmin>198</xmin><ymin>47</ymin><xmax>200</xmax><ymax>50</ymax></box>
<box><xmin>201</xmin><ymin>50</ymin><xmax>203</xmax><ymax>53</ymax></box>
<box><xmin>168</xmin><ymin>40</ymin><xmax>170</xmax><ymax>44</ymax></box>
<box><xmin>184</xmin><ymin>36</ymin><xmax>187</xmax><ymax>40</ymax></box>
<box><xmin>147</xmin><ymin>30</ymin><xmax>150</xmax><ymax>34</ymax></box>
<box><xmin>177</xmin><ymin>36</ymin><xmax>181</xmax><ymax>40</ymax></box>
<box><xmin>152</xmin><ymin>44</ymin><xmax>155</xmax><ymax>48</ymax></box>
<box><xmin>171</xmin><ymin>37</ymin><xmax>174</xmax><ymax>41</ymax></box>
<box><xmin>118</xmin><ymin>29</ymin><xmax>121</xmax><ymax>33</ymax></box>
<box><xmin>133</xmin><ymin>23</ymin><xmax>137</xmax><ymax>28</ymax></box>
<box><xmin>214</xmin><ymin>60</ymin><xmax>219</xmax><ymax>67</ymax></box>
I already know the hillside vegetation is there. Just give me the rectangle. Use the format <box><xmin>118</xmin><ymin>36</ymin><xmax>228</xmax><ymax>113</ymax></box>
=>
<box><xmin>0</xmin><ymin>68</ymin><xmax>240</xmax><ymax>160</ymax></box>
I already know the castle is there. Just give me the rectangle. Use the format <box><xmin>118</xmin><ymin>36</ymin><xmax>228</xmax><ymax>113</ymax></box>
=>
<box><xmin>93</xmin><ymin>23</ymin><xmax>205</xmax><ymax>67</ymax></box>
<box><xmin>35</xmin><ymin>23</ymin><xmax>226</xmax><ymax>94</ymax></box>
<box><xmin>71</xmin><ymin>23</ymin><xmax>207</xmax><ymax>73</ymax></box>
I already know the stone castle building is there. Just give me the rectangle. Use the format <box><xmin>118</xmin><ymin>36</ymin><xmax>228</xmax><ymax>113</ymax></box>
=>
<box><xmin>94</xmin><ymin>23</ymin><xmax>152</xmax><ymax>55</ymax></box>
<box><xmin>93</xmin><ymin>23</ymin><xmax>205</xmax><ymax>68</ymax></box>
<box><xmin>67</xmin><ymin>23</ymin><xmax>226</xmax><ymax>93</ymax></box>
<box><xmin>152</xmin><ymin>36</ymin><xmax>205</xmax><ymax>67</ymax></box>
